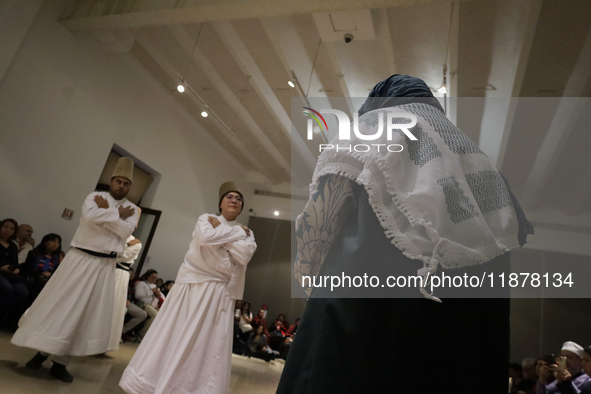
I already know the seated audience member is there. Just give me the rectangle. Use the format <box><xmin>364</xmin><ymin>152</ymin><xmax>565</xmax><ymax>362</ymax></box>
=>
<box><xmin>248</xmin><ymin>325</ymin><xmax>278</xmax><ymax>362</ymax></box>
<box><xmin>21</xmin><ymin>233</ymin><xmax>62</xmax><ymax>295</ymax></box>
<box><xmin>576</xmin><ymin>347</ymin><xmax>591</xmax><ymax>394</ymax></box>
<box><xmin>234</xmin><ymin>300</ymin><xmax>243</xmax><ymax>322</ymax></box>
<box><xmin>261</xmin><ymin>303</ymin><xmax>268</xmax><ymax>319</ymax></box>
<box><xmin>269</xmin><ymin>319</ymin><xmax>289</xmax><ymax>351</ymax></box>
<box><xmin>280</xmin><ymin>334</ymin><xmax>294</xmax><ymax>361</ymax></box>
<box><xmin>515</xmin><ymin>358</ymin><xmax>538</xmax><ymax>394</ymax></box>
<box><xmin>538</xmin><ymin>341</ymin><xmax>590</xmax><ymax>394</ymax></box>
<box><xmin>550</xmin><ymin>345</ymin><xmax>591</xmax><ymax>394</ymax></box>
<box><xmin>135</xmin><ymin>269</ymin><xmax>161</xmax><ymax>338</ymax></box>
<box><xmin>273</xmin><ymin>313</ymin><xmax>289</xmax><ymax>332</ymax></box>
<box><xmin>15</xmin><ymin>224</ymin><xmax>34</xmax><ymax>264</ymax></box>
<box><xmin>237</xmin><ymin>302</ymin><xmax>253</xmax><ymax>340</ymax></box>
<box><xmin>0</xmin><ymin>219</ymin><xmax>28</xmax><ymax>328</ymax></box>
<box><xmin>510</xmin><ymin>362</ymin><xmax>524</xmax><ymax>394</ymax></box>
<box><xmin>288</xmin><ymin>318</ymin><xmax>300</xmax><ymax>336</ymax></box>
<box><xmin>122</xmin><ymin>279</ymin><xmax>148</xmax><ymax>342</ymax></box>
<box><xmin>252</xmin><ymin>309</ymin><xmax>270</xmax><ymax>338</ymax></box>
<box><xmin>160</xmin><ymin>280</ymin><xmax>174</xmax><ymax>297</ymax></box>
<box><xmin>155</xmin><ymin>278</ymin><xmax>164</xmax><ymax>289</ymax></box>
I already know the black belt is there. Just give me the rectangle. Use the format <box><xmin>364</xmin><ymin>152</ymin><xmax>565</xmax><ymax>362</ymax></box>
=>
<box><xmin>75</xmin><ymin>247</ymin><xmax>117</xmax><ymax>259</ymax></box>
<box><xmin>116</xmin><ymin>262</ymin><xmax>132</xmax><ymax>271</ymax></box>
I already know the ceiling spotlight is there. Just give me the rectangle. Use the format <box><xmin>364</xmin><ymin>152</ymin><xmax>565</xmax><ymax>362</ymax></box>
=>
<box><xmin>274</xmin><ymin>211</ymin><xmax>279</xmax><ymax>216</ymax></box>
<box><xmin>437</xmin><ymin>83</ymin><xmax>447</xmax><ymax>95</ymax></box>
<box><xmin>201</xmin><ymin>110</ymin><xmax>208</xmax><ymax>118</ymax></box>
<box><xmin>177</xmin><ymin>84</ymin><xmax>185</xmax><ymax>93</ymax></box>
<box><xmin>288</xmin><ymin>80</ymin><xmax>295</xmax><ymax>88</ymax></box>
<box><xmin>313</xmin><ymin>126</ymin><xmax>321</xmax><ymax>134</ymax></box>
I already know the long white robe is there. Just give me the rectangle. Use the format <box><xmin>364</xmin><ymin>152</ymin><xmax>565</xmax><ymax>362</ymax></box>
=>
<box><xmin>11</xmin><ymin>192</ymin><xmax>140</xmax><ymax>356</ymax></box>
<box><xmin>108</xmin><ymin>236</ymin><xmax>142</xmax><ymax>352</ymax></box>
<box><xmin>120</xmin><ymin>213</ymin><xmax>256</xmax><ymax>394</ymax></box>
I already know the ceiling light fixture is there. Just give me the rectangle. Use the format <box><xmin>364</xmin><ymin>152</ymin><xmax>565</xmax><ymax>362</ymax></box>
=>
<box><xmin>274</xmin><ymin>211</ymin><xmax>279</xmax><ymax>216</ymax></box>
<box><xmin>177</xmin><ymin>84</ymin><xmax>185</xmax><ymax>93</ymax></box>
<box><xmin>201</xmin><ymin>110</ymin><xmax>208</xmax><ymax>117</ymax></box>
<box><xmin>288</xmin><ymin>80</ymin><xmax>295</xmax><ymax>88</ymax></box>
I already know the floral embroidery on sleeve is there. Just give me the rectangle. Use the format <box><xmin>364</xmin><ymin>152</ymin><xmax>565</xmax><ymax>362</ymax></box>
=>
<box><xmin>294</xmin><ymin>175</ymin><xmax>354</xmax><ymax>296</ymax></box>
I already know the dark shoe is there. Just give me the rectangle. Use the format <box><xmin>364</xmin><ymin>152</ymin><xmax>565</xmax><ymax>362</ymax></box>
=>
<box><xmin>49</xmin><ymin>362</ymin><xmax>73</xmax><ymax>383</ymax></box>
<box><xmin>121</xmin><ymin>332</ymin><xmax>132</xmax><ymax>342</ymax></box>
<box><xmin>25</xmin><ymin>352</ymin><xmax>48</xmax><ymax>369</ymax></box>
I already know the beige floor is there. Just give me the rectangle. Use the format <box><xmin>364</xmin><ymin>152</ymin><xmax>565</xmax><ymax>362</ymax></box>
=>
<box><xmin>0</xmin><ymin>331</ymin><xmax>283</xmax><ymax>394</ymax></box>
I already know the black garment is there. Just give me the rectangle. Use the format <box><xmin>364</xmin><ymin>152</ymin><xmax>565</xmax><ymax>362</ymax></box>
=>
<box><xmin>0</xmin><ymin>241</ymin><xmax>18</xmax><ymax>269</ymax></box>
<box><xmin>358</xmin><ymin>74</ymin><xmax>444</xmax><ymax>116</ymax></box>
<box><xmin>276</xmin><ymin>186</ymin><xmax>511</xmax><ymax>394</ymax></box>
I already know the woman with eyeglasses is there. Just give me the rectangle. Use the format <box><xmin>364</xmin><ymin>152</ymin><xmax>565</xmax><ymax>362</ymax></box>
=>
<box><xmin>121</xmin><ymin>182</ymin><xmax>257</xmax><ymax>394</ymax></box>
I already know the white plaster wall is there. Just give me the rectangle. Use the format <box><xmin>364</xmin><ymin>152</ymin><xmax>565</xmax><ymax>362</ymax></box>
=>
<box><xmin>0</xmin><ymin>1</ymin><xmax>252</xmax><ymax>280</ymax></box>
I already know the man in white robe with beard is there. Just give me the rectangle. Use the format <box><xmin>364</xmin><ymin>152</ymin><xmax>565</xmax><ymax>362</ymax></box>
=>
<box><xmin>12</xmin><ymin>157</ymin><xmax>141</xmax><ymax>382</ymax></box>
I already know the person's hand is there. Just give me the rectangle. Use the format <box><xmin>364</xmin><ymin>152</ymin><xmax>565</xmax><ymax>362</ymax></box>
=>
<box><xmin>555</xmin><ymin>367</ymin><xmax>571</xmax><ymax>383</ymax></box>
<box><xmin>118</xmin><ymin>205</ymin><xmax>135</xmax><ymax>219</ymax></box>
<box><xmin>539</xmin><ymin>363</ymin><xmax>557</xmax><ymax>383</ymax></box>
<box><xmin>126</xmin><ymin>300</ymin><xmax>131</xmax><ymax>307</ymax></box>
<box><xmin>1</xmin><ymin>265</ymin><xmax>15</xmax><ymax>274</ymax></box>
<box><xmin>240</xmin><ymin>225</ymin><xmax>251</xmax><ymax>237</ymax></box>
<box><xmin>42</xmin><ymin>271</ymin><xmax>51</xmax><ymax>278</ymax></box>
<box><xmin>208</xmin><ymin>216</ymin><xmax>221</xmax><ymax>228</ymax></box>
<box><xmin>152</xmin><ymin>287</ymin><xmax>161</xmax><ymax>297</ymax></box>
<box><xmin>128</xmin><ymin>239</ymin><xmax>141</xmax><ymax>246</ymax></box>
<box><xmin>94</xmin><ymin>195</ymin><xmax>109</xmax><ymax>209</ymax></box>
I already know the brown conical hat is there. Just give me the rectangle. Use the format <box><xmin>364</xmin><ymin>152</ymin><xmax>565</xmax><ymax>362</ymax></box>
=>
<box><xmin>111</xmin><ymin>157</ymin><xmax>134</xmax><ymax>184</ymax></box>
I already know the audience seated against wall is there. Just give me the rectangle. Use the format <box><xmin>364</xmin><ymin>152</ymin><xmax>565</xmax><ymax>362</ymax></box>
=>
<box><xmin>0</xmin><ymin>218</ymin><xmax>28</xmax><ymax>330</ymax></box>
<box><xmin>20</xmin><ymin>233</ymin><xmax>62</xmax><ymax>295</ymax></box>
<box><xmin>248</xmin><ymin>325</ymin><xmax>279</xmax><ymax>362</ymax></box>
<box><xmin>135</xmin><ymin>269</ymin><xmax>162</xmax><ymax>339</ymax></box>
<box><xmin>537</xmin><ymin>341</ymin><xmax>590</xmax><ymax>394</ymax></box>
<box><xmin>15</xmin><ymin>224</ymin><xmax>34</xmax><ymax>264</ymax></box>
<box><xmin>122</xmin><ymin>269</ymin><xmax>148</xmax><ymax>342</ymax></box>
<box><xmin>268</xmin><ymin>319</ymin><xmax>288</xmax><ymax>351</ymax></box>
<box><xmin>288</xmin><ymin>318</ymin><xmax>300</xmax><ymax>336</ymax></box>
<box><xmin>252</xmin><ymin>309</ymin><xmax>270</xmax><ymax>338</ymax></box>
<box><xmin>272</xmin><ymin>313</ymin><xmax>289</xmax><ymax>332</ymax></box>
<box><xmin>237</xmin><ymin>301</ymin><xmax>253</xmax><ymax>340</ymax></box>
<box><xmin>160</xmin><ymin>280</ymin><xmax>174</xmax><ymax>297</ymax></box>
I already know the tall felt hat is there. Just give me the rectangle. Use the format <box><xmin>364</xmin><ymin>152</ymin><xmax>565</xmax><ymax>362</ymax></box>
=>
<box><xmin>111</xmin><ymin>157</ymin><xmax>134</xmax><ymax>184</ymax></box>
<box><xmin>219</xmin><ymin>182</ymin><xmax>243</xmax><ymax>213</ymax></box>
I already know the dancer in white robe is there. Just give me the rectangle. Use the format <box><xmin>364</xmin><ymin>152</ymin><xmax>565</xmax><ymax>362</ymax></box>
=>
<box><xmin>12</xmin><ymin>157</ymin><xmax>140</xmax><ymax>382</ymax></box>
<box><xmin>108</xmin><ymin>235</ymin><xmax>142</xmax><ymax>351</ymax></box>
<box><xmin>120</xmin><ymin>182</ymin><xmax>256</xmax><ymax>394</ymax></box>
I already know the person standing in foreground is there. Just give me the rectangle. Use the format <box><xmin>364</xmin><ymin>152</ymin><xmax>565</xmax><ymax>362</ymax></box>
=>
<box><xmin>120</xmin><ymin>182</ymin><xmax>256</xmax><ymax>394</ymax></box>
<box><xmin>108</xmin><ymin>235</ymin><xmax>142</xmax><ymax>351</ymax></box>
<box><xmin>277</xmin><ymin>75</ymin><xmax>533</xmax><ymax>393</ymax></box>
<box><xmin>12</xmin><ymin>157</ymin><xmax>140</xmax><ymax>382</ymax></box>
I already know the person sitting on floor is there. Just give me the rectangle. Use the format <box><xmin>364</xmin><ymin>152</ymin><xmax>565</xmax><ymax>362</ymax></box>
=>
<box><xmin>20</xmin><ymin>233</ymin><xmax>62</xmax><ymax>305</ymax></box>
<box><xmin>248</xmin><ymin>325</ymin><xmax>278</xmax><ymax>362</ymax></box>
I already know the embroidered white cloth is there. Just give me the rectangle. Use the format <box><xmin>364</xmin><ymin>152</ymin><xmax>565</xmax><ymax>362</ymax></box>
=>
<box><xmin>303</xmin><ymin>103</ymin><xmax>521</xmax><ymax>301</ymax></box>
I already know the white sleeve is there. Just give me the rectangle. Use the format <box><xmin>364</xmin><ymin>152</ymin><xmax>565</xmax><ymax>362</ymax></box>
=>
<box><xmin>121</xmin><ymin>242</ymin><xmax>142</xmax><ymax>262</ymax></box>
<box><xmin>103</xmin><ymin>205</ymin><xmax>141</xmax><ymax>240</ymax></box>
<box><xmin>81</xmin><ymin>193</ymin><xmax>120</xmax><ymax>225</ymax></box>
<box><xmin>224</xmin><ymin>232</ymin><xmax>257</xmax><ymax>266</ymax></box>
<box><xmin>193</xmin><ymin>214</ymin><xmax>246</xmax><ymax>247</ymax></box>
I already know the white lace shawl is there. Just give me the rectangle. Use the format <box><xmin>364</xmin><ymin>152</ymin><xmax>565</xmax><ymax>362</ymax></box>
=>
<box><xmin>306</xmin><ymin>103</ymin><xmax>521</xmax><ymax>301</ymax></box>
